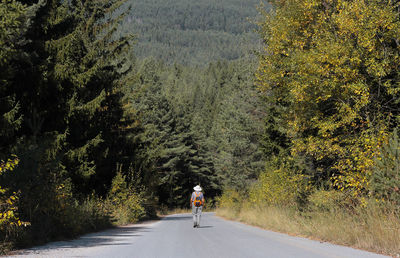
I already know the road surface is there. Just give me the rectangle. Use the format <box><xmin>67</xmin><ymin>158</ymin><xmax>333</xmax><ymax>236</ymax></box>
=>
<box><xmin>9</xmin><ymin>212</ymin><xmax>387</xmax><ymax>258</ymax></box>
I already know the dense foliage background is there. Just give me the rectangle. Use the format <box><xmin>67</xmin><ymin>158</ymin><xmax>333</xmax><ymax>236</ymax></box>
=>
<box><xmin>127</xmin><ymin>58</ymin><xmax>265</xmax><ymax>207</ymax></box>
<box><xmin>1</xmin><ymin>0</ymin><xmax>399</xmax><ymax>255</ymax></box>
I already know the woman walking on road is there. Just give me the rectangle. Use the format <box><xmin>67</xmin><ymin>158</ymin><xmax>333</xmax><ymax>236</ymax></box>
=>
<box><xmin>191</xmin><ymin>185</ymin><xmax>205</xmax><ymax>228</ymax></box>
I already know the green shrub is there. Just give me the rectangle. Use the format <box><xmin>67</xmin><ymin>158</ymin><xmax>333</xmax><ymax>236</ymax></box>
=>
<box><xmin>107</xmin><ymin>172</ymin><xmax>146</xmax><ymax>225</ymax></box>
<box><xmin>249</xmin><ymin>164</ymin><xmax>305</xmax><ymax>207</ymax></box>
<box><xmin>370</xmin><ymin>130</ymin><xmax>400</xmax><ymax>206</ymax></box>
<box><xmin>216</xmin><ymin>188</ymin><xmax>245</xmax><ymax>214</ymax></box>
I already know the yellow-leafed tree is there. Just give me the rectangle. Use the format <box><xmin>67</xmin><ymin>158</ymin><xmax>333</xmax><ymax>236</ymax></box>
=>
<box><xmin>257</xmin><ymin>0</ymin><xmax>400</xmax><ymax>200</ymax></box>
<box><xmin>0</xmin><ymin>156</ymin><xmax>23</xmax><ymax>239</ymax></box>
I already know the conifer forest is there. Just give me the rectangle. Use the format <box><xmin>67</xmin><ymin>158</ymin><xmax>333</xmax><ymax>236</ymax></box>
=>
<box><xmin>1</xmin><ymin>0</ymin><xmax>399</xmax><ymax>254</ymax></box>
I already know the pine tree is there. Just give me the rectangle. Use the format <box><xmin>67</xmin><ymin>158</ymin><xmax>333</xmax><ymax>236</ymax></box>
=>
<box><xmin>0</xmin><ymin>0</ymin><xmax>29</xmax><ymax>160</ymax></box>
<box><xmin>61</xmin><ymin>0</ymin><xmax>134</xmax><ymax>195</ymax></box>
<box><xmin>207</xmin><ymin>60</ymin><xmax>265</xmax><ymax>190</ymax></box>
<box><xmin>0</xmin><ymin>0</ymin><xmax>135</xmax><ymax>241</ymax></box>
<box><xmin>1</xmin><ymin>0</ymin><xmax>86</xmax><ymax>240</ymax></box>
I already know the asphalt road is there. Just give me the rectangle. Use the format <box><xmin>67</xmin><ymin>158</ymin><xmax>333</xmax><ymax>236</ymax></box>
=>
<box><xmin>10</xmin><ymin>212</ymin><xmax>388</xmax><ymax>258</ymax></box>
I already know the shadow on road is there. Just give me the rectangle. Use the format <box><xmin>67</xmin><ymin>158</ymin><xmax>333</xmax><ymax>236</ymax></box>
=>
<box><xmin>15</xmin><ymin>214</ymin><xmax>215</xmax><ymax>255</ymax></box>
<box><xmin>163</xmin><ymin>214</ymin><xmax>214</xmax><ymax>229</ymax></box>
<box><xmin>197</xmin><ymin>226</ymin><xmax>213</xmax><ymax>229</ymax></box>
<box><xmin>16</xmin><ymin>224</ymin><xmax>154</xmax><ymax>254</ymax></box>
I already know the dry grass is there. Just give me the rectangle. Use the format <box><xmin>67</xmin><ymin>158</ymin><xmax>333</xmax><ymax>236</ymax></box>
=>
<box><xmin>158</xmin><ymin>208</ymin><xmax>191</xmax><ymax>216</ymax></box>
<box><xmin>158</xmin><ymin>206</ymin><xmax>215</xmax><ymax>216</ymax></box>
<box><xmin>216</xmin><ymin>205</ymin><xmax>400</xmax><ymax>256</ymax></box>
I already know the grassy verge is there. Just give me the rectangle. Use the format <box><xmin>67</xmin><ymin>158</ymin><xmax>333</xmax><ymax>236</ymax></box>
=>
<box><xmin>157</xmin><ymin>206</ymin><xmax>215</xmax><ymax>216</ymax></box>
<box><xmin>216</xmin><ymin>205</ymin><xmax>400</xmax><ymax>256</ymax></box>
<box><xmin>158</xmin><ymin>208</ymin><xmax>191</xmax><ymax>216</ymax></box>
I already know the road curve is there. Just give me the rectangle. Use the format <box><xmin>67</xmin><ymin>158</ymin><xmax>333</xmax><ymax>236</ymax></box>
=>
<box><xmin>9</xmin><ymin>212</ymin><xmax>387</xmax><ymax>258</ymax></box>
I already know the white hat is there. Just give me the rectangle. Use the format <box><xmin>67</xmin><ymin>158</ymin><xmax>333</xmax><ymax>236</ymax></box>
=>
<box><xmin>193</xmin><ymin>185</ymin><xmax>202</xmax><ymax>191</ymax></box>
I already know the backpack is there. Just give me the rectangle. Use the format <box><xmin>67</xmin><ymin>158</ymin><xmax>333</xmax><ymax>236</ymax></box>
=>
<box><xmin>193</xmin><ymin>192</ymin><xmax>203</xmax><ymax>207</ymax></box>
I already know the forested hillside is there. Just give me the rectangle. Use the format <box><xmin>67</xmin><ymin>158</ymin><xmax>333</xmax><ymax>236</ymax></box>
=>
<box><xmin>120</xmin><ymin>0</ymin><xmax>263</xmax><ymax>65</ymax></box>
